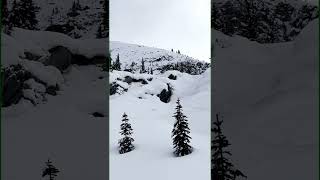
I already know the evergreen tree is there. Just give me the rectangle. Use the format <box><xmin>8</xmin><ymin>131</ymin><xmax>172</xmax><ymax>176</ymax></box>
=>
<box><xmin>96</xmin><ymin>25</ymin><xmax>103</xmax><ymax>38</ymax></box>
<box><xmin>49</xmin><ymin>8</ymin><xmax>55</xmax><ymax>25</ymax></box>
<box><xmin>150</xmin><ymin>68</ymin><xmax>153</xmax><ymax>75</ymax></box>
<box><xmin>140</xmin><ymin>58</ymin><xmax>146</xmax><ymax>73</ymax></box>
<box><xmin>42</xmin><ymin>159</ymin><xmax>60</xmax><ymax>180</ymax></box>
<box><xmin>1</xmin><ymin>0</ymin><xmax>12</xmax><ymax>34</ymax></box>
<box><xmin>10</xmin><ymin>0</ymin><xmax>23</xmax><ymax>28</ymax></box>
<box><xmin>102</xmin><ymin>53</ymin><xmax>111</xmax><ymax>72</ymax></box>
<box><xmin>130</xmin><ymin>62</ymin><xmax>136</xmax><ymax>71</ymax></box>
<box><xmin>172</xmin><ymin>98</ymin><xmax>192</xmax><ymax>156</ymax></box>
<box><xmin>67</xmin><ymin>0</ymin><xmax>80</xmax><ymax>17</ymax></box>
<box><xmin>113</xmin><ymin>54</ymin><xmax>121</xmax><ymax>70</ymax></box>
<box><xmin>118</xmin><ymin>113</ymin><xmax>135</xmax><ymax>154</ymax></box>
<box><xmin>11</xmin><ymin>0</ymin><xmax>40</xmax><ymax>30</ymax></box>
<box><xmin>212</xmin><ymin>113</ymin><xmax>246</xmax><ymax>180</ymax></box>
<box><xmin>76</xmin><ymin>0</ymin><xmax>82</xmax><ymax>10</ymax></box>
<box><xmin>96</xmin><ymin>0</ymin><xmax>108</xmax><ymax>38</ymax></box>
<box><xmin>177</xmin><ymin>50</ymin><xmax>181</xmax><ymax>54</ymax></box>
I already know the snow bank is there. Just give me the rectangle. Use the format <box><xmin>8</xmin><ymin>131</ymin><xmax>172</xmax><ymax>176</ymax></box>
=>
<box><xmin>212</xmin><ymin>21</ymin><xmax>318</xmax><ymax>180</ymax></box>
<box><xmin>11</xmin><ymin>28</ymin><xmax>107</xmax><ymax>59</ymax></box>
<box><xmin>20</xmin><ymin>59</ymin><xmax>64</xmax><ymax>86</ymax></box>
<box><xmin>1</xmin><ymin>33</ymin><xmax>25</xmax><ymax>68</ymax></box>
<box><xmin>293</xmin><ymin>18</ymin><xmax>319</xmax><ymax>66</ymax></box>
<box><xmin>110</xmin><ymin>69</ymin><xmax>210</xmax><ymax>180</ymax></box>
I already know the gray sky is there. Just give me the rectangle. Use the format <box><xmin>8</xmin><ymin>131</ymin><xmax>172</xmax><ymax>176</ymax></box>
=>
<box><xmin>110</xmin><ymin>0</ymin><xmax>211</xmax><ymax>62</ymax></box>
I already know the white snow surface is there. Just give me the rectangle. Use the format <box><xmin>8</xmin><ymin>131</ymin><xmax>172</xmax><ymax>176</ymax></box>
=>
<box><xmin>11</xmin><ymin>28</ymin><xmax>107</xmax><ymax>58</ymax></box>
<box><xmin>2</xmin><ymin>65</ymin><xmax>108</xmax><ymax>180</ymax></box>
<box><xmin>110</xmin><ymin>69</ymin><xmax>211</xmax><ymax>180</ymax></box>
<box><xmin>110</xmin><ymin>41</ymin><xmax>208</xmax><ymax>71</ymax></box>
<box><xmin>212</xmin><ymin>19</ymin><xmax>318</xmax><ymax>180</ymax></box>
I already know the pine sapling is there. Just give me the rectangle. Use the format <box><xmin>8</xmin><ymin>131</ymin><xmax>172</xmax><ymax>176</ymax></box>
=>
<box><xmin>42</xmin><ymin>159</ymin><xmax>60</xmax><ymax>180</ymax></box>
<box><xmin>212</xmin><ymin>113</ymin><xmax>246</xmax><ymax>180</ymax></box>
<box><xmin>118</xmin><ymin>113</ymin><xmax>135</xmax><ymax>154</ymax></box>
<box><xmin>172</xmin><ymin>98</ymin><xmax>192</xmax><ymax>156</ymax></box>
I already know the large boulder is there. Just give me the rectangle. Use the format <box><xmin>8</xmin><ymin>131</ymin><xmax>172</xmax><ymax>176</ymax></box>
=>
<box><xmin>45</xmin><ymin>46</ymin><xmax>72</xmax><ymax>72</ymax></box>
<box><xmin>110</xmin><ymin>82</ymin><xmax>127</xmax><ymax>95</ymax></box>
<box><xmin>91</xmin><ymin>56</ymin><xmax>106</xmax><ymax>64</ymax></box>
<box><xmin>123</xmin><ymin>76</ymin><xmax>148</xmax><ymax>84</ymax></box>
<box><xmin>71</xmin><ymin>54</ymin><xmax>106</xmax><ymax>65</ymax></box>
<box><xmin>157</xmin><ymin>83</ymin><xmax>173</xmax><ymax>103</ymax></box>
<box><xmin>45</xmin><ymin>24</ymin><xmax>74</xmax><ymax>35</ymax></box>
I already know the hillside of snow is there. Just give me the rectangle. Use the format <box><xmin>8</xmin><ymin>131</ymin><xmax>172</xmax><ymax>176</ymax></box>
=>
<box><xmin>2</xmin><ymin>25</ymin><xmax>210</xmax><ymax>180</ymax></box>
<box><xmin>2</xmin><ymin>27</ymin><xmax>108</xmax><ymax>179</ymax></box>
<box><xmin>7</xmin><ymin>0</ymin><xmax>104</xmax><ymax>38</ymax></box>
<box><xmin>110</xmin><ymin>41</ymin><xmax>210</xmax><ymax>75</ymax></box>
<box><xmin>212</xmin><ymin>0</ymin><xmax>318</xmax><ymax>43</ymax></box>
<box><xmin>212</xmin><ymin>18</ymin><xmax>318</xmax><ymax>179</ymax></box>
<box><xmin>109</xmin><ymin>69</ymin><xmax>211</xmax><ymax>180</ymax></box>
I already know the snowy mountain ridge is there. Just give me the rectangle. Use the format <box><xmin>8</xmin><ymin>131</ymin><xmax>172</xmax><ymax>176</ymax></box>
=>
<box><xmin>110</xmin><ymin>41</ymin><xmax>210</xmax><ymax>75</ymax></box>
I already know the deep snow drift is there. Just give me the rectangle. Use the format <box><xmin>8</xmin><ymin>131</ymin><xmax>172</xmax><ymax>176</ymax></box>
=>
<box><xmin>212</xmin><ymin>19</ymin><xmax>318</xmax><ymax>180</ymax></box>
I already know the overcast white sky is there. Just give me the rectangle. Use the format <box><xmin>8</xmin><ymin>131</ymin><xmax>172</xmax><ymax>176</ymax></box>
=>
<box><xmin>110</xmin><ymin>0</ymin><xmax>211</xmax><ymax>62</ymax></box>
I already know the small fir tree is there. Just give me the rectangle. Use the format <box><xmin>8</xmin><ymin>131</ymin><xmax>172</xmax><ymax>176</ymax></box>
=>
<box><xmin>141</xmin><ymin>58</ymin><xmax>146</xmax><ymax>73</ymax></box>
<box><xmin>67</xmin><ymin>0</ymin><xmax>79</xmax><ymax>17</ymax></box>
<box><xmin>14</xmin><ymin>0</ymin><xmax>40</xmax><ymax>30</ymax></box>
<box><xmin>10</xmin><ymin>0</ymin><xmax>23</xmax><ymax>28</ymax></box>
<box><xmin>113</xmin><ymin>54</ymin><xmax>121</xmax><ymax>70</ymax></box>
<box><xmin>172</xmin><ymin>98</ymin><xmax>192</xmax><ymax>156</ymax></box>
<box><xmin>212</xmin><ymin>113</ymin><xmax>246</xmax><ymax>180</ymax></box>
<box><xmin>96</xmin><ymin>0</ymin><xmax>108</xmax><ymax>38</ymax></box>
<box><xmin>42</xmin><ymin>159</ymin><xmax>60</xmax><ymax>180</ymax></box>
<box><xmin>76</xmin><ymin>0</ymin><xmax>82</xmax><ymax>10</ymax></box>
<box><xmin>96</xmin><ymin>24</ymin><xmax>104</xmax><ymax>38</ymax></box>
<box><xmin>1</xmin><ymin>0</ymin><xmax>12</xmax><ymax>34</ymax></box>
<box><xmin>118</xmin><ymin>113</ymin><xmax>135</xmax><ymax>154</ymax></box>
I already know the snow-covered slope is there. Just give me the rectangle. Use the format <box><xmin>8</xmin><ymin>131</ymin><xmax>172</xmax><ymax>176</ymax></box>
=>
<box><xmin>109</xmin><ymin>69</ymin><xmax>211</xmax><ymax>180</ymax></box>
<box><xmin>110</xmin><ymin>41</ymin><xmax>210</xmax><ymax>75</ymax></box>
<box><xmin>8</xmin><ymin>0</ymin><xmax>104</xmax><ymax>38</ymax></box>
<box><xmin>212</xmin><ymin>19</ymin><xmax>318</xmax><ymax>179</ymax></box>
<box><xmin>2</xmin><ymin>28</ymin><xmax>109</xmax><ymax>179</ymax></box>
<box><xmin>212</xmin><ymin>0</ymin><xmax>318</xmax><ymax>43</ymax></box>
<box><xmin>2</xmin><ymin>65</ymin><xmax>108</xmax><ymax>180</ymax></box>
<box><xmin>109</xmin><ymin>36</ymin><xmax>211</xmax><ymax>180</ymax></box>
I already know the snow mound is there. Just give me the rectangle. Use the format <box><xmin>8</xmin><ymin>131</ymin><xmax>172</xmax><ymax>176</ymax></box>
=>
<box><xmin>1</xmin><ymin>33</ymin><xmax>25</xmax><ymax>68</ymax></box>
<box><xmin>212</xmin><ymin>18</ymin><xmax>318</xmax><ymax>180</ymax></box>
<box><xmin>12</xmin><ymin>28</ymin><xmax>107</xmax><ymax>58</ymax></box>
<box><xmin>293</xmin><ymin>18</ymin><xmax>319</xmax><ymax>59</ymax></box>
<box><xmin>110</xmin><ymin>69</ymin><xmax>210</xmax><ymax>180</ymax></box>
<box><xmin>20</xmin><ymin>59</ymin><xmax>64</xmax><ymax>87</ymax></box>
